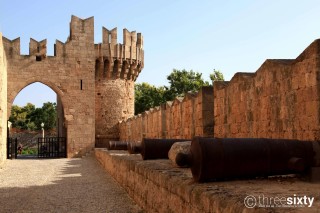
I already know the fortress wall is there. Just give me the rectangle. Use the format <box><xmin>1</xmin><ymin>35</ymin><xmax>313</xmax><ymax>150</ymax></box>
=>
<box><xmin>195</xmin><ymin>87</ymin><xmax>215</xmax><ymax>137</ymax></box>
<box><xmin>120</xmin><ymin>40</ymin><xmax>320</xmax><ymax>142</ymax></box>
<box><xmin>95</xmin><ymin>79</ymin><xmax>134</xmax><ymax>146</ymax></box>
<box><xmin>0</xmin><ymin>33</ymin><xmax>8</xmax><ymax>166</ymax></box>
<box><xmin>4</xmin><ymin>16</ymin><xmax>96</xmax><ymax>157</ymax></box>
<box><xmin>146</xmin><ymin>107</ymin><xmax>162</xmax><ymax>138</ymax></box>
<box><xmin>214</xmin><ymin>40</ymin><xmax>320</xmax><ymax>140</ymax></box>
<box><xmin>181</xmin><ymin>94</ymin><xmax>195</xmax><ymax>139</ymax></box>
<box><xmin>95</xmin><ymin>26</ymin><xmax>143</xmax><ymax>147</ymax></box>
<box><xmin>119</xmin><ymin>87</ymin><xmax>214</xmax><ymax>141</ymax></box>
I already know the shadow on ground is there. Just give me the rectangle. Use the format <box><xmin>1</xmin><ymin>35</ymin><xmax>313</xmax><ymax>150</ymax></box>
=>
<box><xmin>0</xmin><ymin>155</ymin><xmax>143</xmax><ymax>213</ymax></box>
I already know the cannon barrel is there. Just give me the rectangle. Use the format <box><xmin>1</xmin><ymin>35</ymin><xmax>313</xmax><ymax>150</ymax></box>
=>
<box><xmin>128</xmin><ymin>142</ymin><xmax>142</xmax><ymax>154</ymax></box>
<box><xmin>141</xmin><ymin>138</ymin><xmax>190</xmax><ymax>160</ymax></box>
<box><xmin>108</xmin><ymin>141</ymin><xmax>128</xmax><ymax>150</ymax></box>
<box><xmin>188</xmin><ymin>137</ymin><xmax>315</xmax><ymax>182</ymax></box>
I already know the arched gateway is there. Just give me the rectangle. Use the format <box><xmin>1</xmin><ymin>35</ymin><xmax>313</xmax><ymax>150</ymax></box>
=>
<box><xmin>1</xmin><ymin>16</ymin><xmax>144</xmax><ymax>158</ymax></box>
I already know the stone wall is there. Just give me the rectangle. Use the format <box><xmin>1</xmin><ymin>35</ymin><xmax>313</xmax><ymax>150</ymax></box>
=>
<box><xmin>2</xmin><ymin>15</ymin><xmax>144</xmax><ymax>156</ymax></box>
<box><xmin>119</xmin><ymin>87</ymin><xmax>214</xmax><ymax>141</ymax></box>
<box><xmin>94</xmin><ymin>28</ymin><xmax>144</xmax><ymax>147</ymax></box>
<box><xmin>4</xmin><ymin>16</ymin><xmax>96</xmax><ymax>157</ymax></box>
<box><xmin>214</xmin><ymin>39</ymin><xmax>320</xmax><ymax>140</ymax></box>
<box><xmin>0</xmin><ymin>33</ymin><xmax>7</xmax><ymax>166</ymax></box>
<box><xmin>95</xmin><ymin>79</ymin><xmax>135</xmax><ymax>146</ymax></box>
<box><xmin>95</xmin><ymin>149</ymin><xmax>320</xmax><ymax>212</ymax></box>
<box><xmin>119</xmin><ymin>39</ymin><xmax>320</xmax><ymax>142</ymax></box>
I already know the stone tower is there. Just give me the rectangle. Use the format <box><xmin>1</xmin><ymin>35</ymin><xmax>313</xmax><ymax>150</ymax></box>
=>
<box><xmin>94</xmin><ymin>28</ymin><xmax>144</xmax><ymax>146</ymax></box>
<box><xmin>1</xmin><ymin>15</ymin><xmax>144</xmax><ymax>159</ymax></box>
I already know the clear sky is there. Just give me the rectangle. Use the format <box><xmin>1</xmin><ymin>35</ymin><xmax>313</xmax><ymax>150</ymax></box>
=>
<box><xmin>1</xmin><ymin>0</ymin><xmax>320</xmax><ymax>107</ymax></box>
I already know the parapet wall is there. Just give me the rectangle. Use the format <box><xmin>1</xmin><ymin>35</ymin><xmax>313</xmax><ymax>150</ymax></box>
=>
<box><xmin>120</xmin><ymin>39</ymin><xmax>320</xmax><ymax>141</ymax></box>
<box><xmin>95</xmin><ymin>149</ymin><xmax>320</xmax><ymax>212</ymax></box>
<box><xmin>119</xmin><ymin>87</ymin><xmax>214</xmax><ymax>141</ymax></box>
<box><xmin>0</xmin><ymin>33</ymin><xmax>7</xmax><ymax>166</ymax></box>
<box><xmin>214</xmin><ymin>39</ymin><xmax>320</xmax><ymax>140</ymax></box>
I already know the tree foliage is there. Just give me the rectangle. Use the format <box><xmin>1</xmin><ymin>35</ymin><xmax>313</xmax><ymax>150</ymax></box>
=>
<box><xmin>134</xmin><ymin>69</ymin><xmax>224</xmax><ymax>114</ymax></box>
<box><xmin>134</xmin><ymin>83</ymin><xmax>167</xmax><ymax>114</ymax></box>
<box><xmin>165</xmin><ymin>69</ymin><xmax>210</xmax><ymax>99</ymax></box>
<box><xmin>9</xmin><ymin>102</ymin><xmax>57</xmax><ymax>130</ymax></box>
<box><xmin>210</xmin><ymin>69</ymin><xmax>224</xmax><ymax>82</ymax></box>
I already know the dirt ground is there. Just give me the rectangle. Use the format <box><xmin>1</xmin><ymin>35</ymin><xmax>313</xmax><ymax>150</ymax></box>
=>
<box><xmin>0</xmin><ymin>154</ymin><xmax>143</xmax><ymax>213</ymax></box>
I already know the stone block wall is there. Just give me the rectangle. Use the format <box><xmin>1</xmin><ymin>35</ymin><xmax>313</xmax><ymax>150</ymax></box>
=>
<box><xmin>214</xmin><ymin>39</ymin><xmax>320</xmax><ymax>140</ymax></box>
<box><xmin>95</xmin><ymin>79</ymin><xmax>135</xmax><ymax>146</ymax></box>
<box><xmin>0</xmin><ymin>33</ymin><xmax>7</xmax><ymax>166</ymax></box>
<box><xmin>119</xmin><ymin>87</ymin><xmax>214</xmax><ymax>141</ymax></box>
<box><xmin>94</xmin><ymin>27</ymin><xmax>144</xmax><ymax>147</ymax></box>
<box><xmin>1</xmin><ymin>15</ymin><xmax>144</xmax><ymax>156</ymax></box>
<box><xmin>119</xmin><ymin>39</ymin><xmax>320</xmax><ymax>142</ymax></box>
<box><xmin>4</xmin><ymin>16</ymin><xmax>96</xmax><ymax>157</ymax></box>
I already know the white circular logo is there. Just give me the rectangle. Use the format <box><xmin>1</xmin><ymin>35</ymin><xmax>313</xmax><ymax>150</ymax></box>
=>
<box><xmin>244</xmin><ymin>195</ymin><xmax>256</xmax><ymax>208</ymax></box>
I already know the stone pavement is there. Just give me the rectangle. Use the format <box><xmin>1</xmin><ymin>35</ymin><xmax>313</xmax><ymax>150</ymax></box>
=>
<box><xmin>0</xmin><ymin>154</ymin><xmax>143</xmax><ymax>213</ymax></box>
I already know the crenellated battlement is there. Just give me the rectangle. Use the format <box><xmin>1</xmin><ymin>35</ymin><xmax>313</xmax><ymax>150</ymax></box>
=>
<box><xmin>2</xmin><ymin>15</ymin><xmax>143</xmax><ymax>81</ymax></box>
<box><xmin>2</xmin><ymin>15</ymin><xmax>144</xmax><ymax>156</ymax></box>
<box><xmin>2</xmin><ymin>37</ymin><xmax>20</xmax><ymax>57</ymax></box>
<box><xmin>94</xmin><ymin>27</ymin><xmax>144</xmax><ymax>81</ymax></box>
<box><xmin>29</xmin><ymin>38</ymin><xmax>47</xmax><ymax>60</ymax></box>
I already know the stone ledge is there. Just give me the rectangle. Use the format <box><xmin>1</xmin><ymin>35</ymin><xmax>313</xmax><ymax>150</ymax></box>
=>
<box><xmin>94</xmin><ymin>148</ymin><xmax>320</xmax><ymax>213</ymax></box>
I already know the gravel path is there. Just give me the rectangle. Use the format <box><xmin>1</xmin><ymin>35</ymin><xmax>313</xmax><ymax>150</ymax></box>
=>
<box><xmin>0</xmin><ymin>154</ymin><xmax>143</xmax><ymax>213</ymax></box>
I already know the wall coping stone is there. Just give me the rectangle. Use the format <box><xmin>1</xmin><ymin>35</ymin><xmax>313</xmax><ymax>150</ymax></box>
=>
<box><xmin>95</xmin><ymin>148</ymin><xmax>320</xmax><ymax>213</ymax></box>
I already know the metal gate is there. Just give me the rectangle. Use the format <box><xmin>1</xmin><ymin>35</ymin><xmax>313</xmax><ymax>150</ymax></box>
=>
<box><xmin>7</xmin><ymin>137</ymin><xmax>17</xmax><ymax>159</ymax></box>
<box><xmin>38</xmin><ymin>137</ymin><xmax>67</xmax><ymax>158</ymax></box>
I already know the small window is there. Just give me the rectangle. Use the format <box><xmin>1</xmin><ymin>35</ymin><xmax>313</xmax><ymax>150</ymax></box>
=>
<box><xmin>36</xmin><ymin>56</ymin><xmax>42</xmax><ymax>61</ymax></box>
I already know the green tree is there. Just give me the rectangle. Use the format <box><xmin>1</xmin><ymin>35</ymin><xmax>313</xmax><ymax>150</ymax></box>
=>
<box><xmin>41</xmin><ymin>102</ymin><xmax>57</xmax><ymax>130</ymax></box>
<box><xmin>134</xmin><ymin>83</ymin><xmax>166</xmax><ymax>114</ymax></box>
<box><xmin>166</xmin><ymin>69</ymin><xmax>210</xmax><ymax>98</ymax></box>
<box><xmin>134</xmin><ymin>69</ymin><xmax>213</xmax><ymax>115</ymax></box>
<box><xmin>210</xmin><ymin>69</ymin><xmax>224</xmax><ymax>82</ymax></box>
<box><xmin>10</xmin><ymin>102</ymin><xmax>57</xmax><ymax>130</ymax></box>
<box><xmin>9</xmin><ymin>104</ymin><xmax>35</xmax><ymax>129</ymax></box>
<box><xmin>28</xmin><ymin>102</ymin><xmax>57</xmax><ymax>130</ymax></box>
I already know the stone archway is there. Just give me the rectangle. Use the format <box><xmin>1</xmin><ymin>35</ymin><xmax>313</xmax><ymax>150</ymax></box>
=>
<box><xmin>3</xmin><ymin>17</ymin><xmax>97</xmax><ymax>157</ymax></box>
<box><xmin>8</xmin><ymin>79</ymin><xmax>66</xmax><ymax>119</ymax></box>
<box><xmin>1</xmin><ymin>15</ymin><xmax>144</xmax><ymax>160</ymax></box>
<box><xmin>8</xmin><ymin>80</ymin><xmax>67</xmax><ymax>137</ymax></box>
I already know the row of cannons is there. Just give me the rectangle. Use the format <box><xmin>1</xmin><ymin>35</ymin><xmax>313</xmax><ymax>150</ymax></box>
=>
<box><xmin>107</xmin><ymin>138</ymin><xmax>320</xmax><ymax>182</ymax></box>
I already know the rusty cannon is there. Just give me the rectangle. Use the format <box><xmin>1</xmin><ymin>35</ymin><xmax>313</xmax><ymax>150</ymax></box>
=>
<box><xmin>141</xmin><ymin>138</ymin><xmax>191</xmax><ymax>160</ymax></box>
<box><xmin>108</xmin><ymin>141</ymin><xmax>129</xmax><ymax>150</ymax></box>
<box><xmin>177</xmin><ymin>137</ymin><xmax>317</xmax><ymax>182</ymax></box>
<box><xmin>127</xmin><ymin>142</ymin><xmax>142</xmax><ymax>154</ymax></box>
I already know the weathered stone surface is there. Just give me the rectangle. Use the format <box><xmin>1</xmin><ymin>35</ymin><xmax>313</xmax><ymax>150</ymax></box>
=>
<box><xmin>0</xmin><ymin>33</ymin><xmax>7</xmax><ymax>167</ymax></box>
<box><xmin>168</xmin><ymin>141</ymin><xmax>191</xmax><ymax>167</ymax></box>
<box><xmin>120</xmin><ymin>39</ymin><xmax>320</xmax><ymax>142</ymax></box>
<box><xmin>0</xmin><ymin>15</ymin><xmax>144</xmax><ymax>160</ymax></box>
<box><xmin>119</xmin><ymin>87</ymin><xmax>214</xmax><ymax>141</ymax></box>
<box><xmin>95</xmin><ymin>149</ymin><xmax>320</xmax><ymax>213</ymax></box>
<box><xmin>213</xmin><ymin>41</ymin><xmax>320</xmax><ymax>140</ymax></box>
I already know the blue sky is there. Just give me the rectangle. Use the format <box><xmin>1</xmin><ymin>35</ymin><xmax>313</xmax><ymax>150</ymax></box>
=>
<box><xmin>1</xmin><ymin>0</ymin><xmax>320</xmax><ymax>107</ymax></box>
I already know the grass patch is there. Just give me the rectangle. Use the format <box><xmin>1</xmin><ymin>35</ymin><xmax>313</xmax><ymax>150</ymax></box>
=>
<box><xmin>21</xmin><ymin>148</ymin><xmax>38</xmax><ymax>155</ymax></box>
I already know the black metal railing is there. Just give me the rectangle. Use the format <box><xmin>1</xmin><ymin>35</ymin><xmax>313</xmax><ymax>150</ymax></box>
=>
<box><xmin>38</xmin><ymin>137</ymin><xmax>67</xmax><ymax>158</ymax></box>
<box><xmin>7</xmin><ymin>137</ymin><xmax>17</xmax><ymax>159</ymax></box>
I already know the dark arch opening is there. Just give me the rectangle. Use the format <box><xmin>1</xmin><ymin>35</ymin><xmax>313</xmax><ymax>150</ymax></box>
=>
<box><xmin>134</xmin><ymin>63</ymin><xmax>141</xmax><ymax>80</ymax></box>
<box><xmin>103</xmin><ymin>59</ymin><xmax>110</xmax><ymax>79</ymax></box>
<box><xmin>112</xmin><ymin>60</ymin><xmax>119</xmax><ymax>79</ymax></box>
<box><xmin>120</xmin><ymin>61</ymin><xmax>128</xmax><ymax>79</ymax></box>
<box><xmin>95</xmin><ymin>59</ymin><xmax>101</xmax><ymax>79</ymax></box>
<box><xmin>127</xmin><ymin>62</ymin><xmax>136</xmax><ymax>80</ymax></box>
